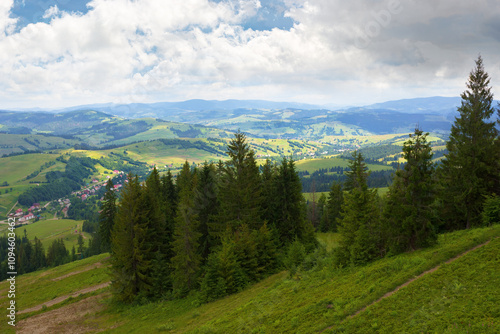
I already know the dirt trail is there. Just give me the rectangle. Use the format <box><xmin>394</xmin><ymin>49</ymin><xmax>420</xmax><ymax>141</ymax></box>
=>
<box><xmin>321</xmin><ymin>239</ymin><xmax>492</xmax><ymax>333</ymax></box>
<box><xmin>51</xmin><ymin>261</ymin><xmax>105</xmax><ymax>281</ymax></box>
<box><xmin>18</xmin><ymin>282</ymin><xmax>111</xmax><ymax>315</ymax></box>
<box><xmin>17</xmin><ymin>294</ymin><xmax>109</xmax><ymax>334</ymax></box>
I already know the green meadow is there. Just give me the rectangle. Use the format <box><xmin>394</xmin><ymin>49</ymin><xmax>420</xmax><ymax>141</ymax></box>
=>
<box><xmin>13</xmin><ymin>219</ymin><xmax>91</xmax><ymax>250</ymax></box>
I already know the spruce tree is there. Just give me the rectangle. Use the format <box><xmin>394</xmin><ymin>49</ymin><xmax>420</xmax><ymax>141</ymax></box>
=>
<box><xmin>99</xmin><ymin>179</ymin><xmax>117</xmax><ymax>252</ymax></box>
<box><xmin>170</xmin><ymin>161</ymin><xmax>201</xmax><ymax>296</ymax></box>
<box><xmin>193</xmin><ymin>162</ymin><xmax>219</xmax><ymax>261</ymax></box>
<box><xmin>384</xmin><ymin>129</ymin><xmax>436</xmax><ymax>253</ymax></box>
<box><xmin>336</xmin><ymin>151</ymin><xmax>381</xmax><ymax>265</ymax></box>
<box><xmin>217</xmin><ymin>131</ymin><xmax>262</xmax><ymax>232</ymax></box>
<box><xmin>273</xmin><ymin>157</ymin><xmax>308</xmax><ymax>244</ymax></box>
<box><xmin>110</xmin><ymin>174</ymin><xmax>150</xmax><ymax>303</ymax></box>
<box><xmin>325</xmin><ymin>181</ymin><xmax>344</xmax><ymax>232</ymax></box>
<box><xmin>438</xmin><ymin>56</ymin><xmax>499</xmax><ymax>229</ymax></box>
<box><xmin>142</xmin><ymin>167</ymin><xmax>169</xmax><ymax>298</ymax></box>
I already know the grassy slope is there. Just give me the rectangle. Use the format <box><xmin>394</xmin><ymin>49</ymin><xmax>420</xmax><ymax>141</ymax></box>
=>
<box><xmin>3</xmin><ymin>225</ymin><xmax>497</xmax><ymax>334</ymax></box>
<box><xmin>14</xmin><ymin>219</ymin><xmax>91</xmax><ymax>250</ymax></box>
<box><xmin>337</xmin><ymin>237</ymin><xmax>500</xmax><ymax>333</ymax></box>
<box><xmin>0</xmin><ymin>153</ymin><xmax>61</xmax><ymax>216</ymax></box>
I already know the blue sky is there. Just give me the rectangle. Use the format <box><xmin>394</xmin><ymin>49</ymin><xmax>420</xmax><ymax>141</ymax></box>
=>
<box><xmin>1</xmin><ymin>0</ymin><xmax>499</xmax><ymax>109</ymax></box>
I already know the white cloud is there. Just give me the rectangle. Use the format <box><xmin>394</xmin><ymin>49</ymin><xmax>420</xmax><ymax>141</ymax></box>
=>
<box><xmin>43</xmin><ymin>5</ymin><xmax>61</xmax><ymax>19</ymax></box>
<box><xmin>0</xmin><ymin>0</ymin><xmax>17</xmax><ymax>37</ymax></box>
<box><xmin>0</xmin><ymin>0</ymin><xmax>499</xmax><ymax>109</ymax></box>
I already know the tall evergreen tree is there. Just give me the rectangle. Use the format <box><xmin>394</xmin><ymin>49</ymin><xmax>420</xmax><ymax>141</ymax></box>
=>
<box><xmin>99</xmin><ymin>179</ymin><xmax>117</xmax><ymax>252</ymax></box>
<box><xmin>194</xmin><ymin>162</ymin><xmax>219</xmax><ymax>261</ymax></box>
<box><xmin>336</xmin><ymin>151</ymin><xmax>381</xmax><ymax>265</ymax></box>
<box><xmin>324</xmin><ymin>181</ymin><xmax>344</xmax><ymax>232</ymax></box>
<box><xmin>273</xmin><ymin>157</ymin><xmax>308</xmax><ymax>244</ymax></box>
<box><xmin>110</xmin><ymin>174</ymin><xmax>150</xmax><ymax>303</ymax></box>
<box><xmin>438</xmin><ymin>56</ymin><xmax>499</xmax><ymax>230</ymax></box>
<box><xmin>384</xmin><ymin>129</ymin><xmax>436</xmax><ymax>253</ymax></box>
<box><xmin>171</xmin><ymin>161</ymin><xmax>201</xmax><ymax>296</ymax></box>
<box><xmin>142</xmin><ymin>167</ymin><xmax>169</xmax><ymax>298</ymax></box>
<box><xmin>217</xmin><ymin>131</ymin><xmax>262</xmax><ymax>232</ymax></box>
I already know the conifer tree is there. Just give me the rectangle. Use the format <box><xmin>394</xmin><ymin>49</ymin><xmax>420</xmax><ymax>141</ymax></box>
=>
<box><xmin>142</xmin><ymin>167</ymin><xmax>169</xmax><ymax>298</ymax></box>
<box><xmin>260</xmin><ymin>159</ymin><xmax>277</xmax><ymax>224</ymax></box>
<box><xmin>336</xmin><ymin>151</ymin><xmax>381</xmax><ymax>265</ymax></box>
<box><xmin>384</xmin><ymin>129</ymin><xmax>436</xmax><ymax>253</ymax></box>
<box><xmin>217</xmin><ymin>131</ymin><xmax>262</xmax><ymax>232</ymax></box>
<box><xmin>193</xmin><ymin>162</ymin><xmax>219</xmax><ymax>260</ymax></box>
<box><xmin>325</xmin><ymin>181</ymin><xmax>344</xmax><ymax>232</ymax></box>
<box><xmin>438</xmin><ymin>56</ymin><xmax>499</xmax><ymax>229</ymax></box>
<box><xmin>110</xmin><ymin>174</ymin><xmax>150</xmax><ymax>303</ymax></box>
<box><xmin>273</xmin><ymin>157</ymin><xmax>308</xmax><ymax>244</ymax></box>
<box><xmin>171</xmin><ymin>161</ymin><xmax>201</xmax><ymax>296</ymax></box>
<box><xmin>99</xmin><ymin>179</ymin><xmax>116</xmax><ymax>252</ymax></box>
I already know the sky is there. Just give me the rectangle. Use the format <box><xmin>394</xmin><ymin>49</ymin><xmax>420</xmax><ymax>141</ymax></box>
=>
<box><xmin>1</xmin><ymin>0</ymin><xmax>499</xmax><ymax>109</ymax></box>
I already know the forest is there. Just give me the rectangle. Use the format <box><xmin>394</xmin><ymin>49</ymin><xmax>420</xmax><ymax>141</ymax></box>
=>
<box><xmin>101</xmin><ymin>56</ymin><xmax>499</xmax><ymax>304</ymax></box>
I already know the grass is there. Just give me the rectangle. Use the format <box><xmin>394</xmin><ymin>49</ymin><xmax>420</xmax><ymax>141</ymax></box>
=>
<box><xmin>13</xmin><ymin>219</ymin><xmax>91</xmax><ymax>250</ymax></box>
<box><xmin>0</xmin><ymin>253</ymin><xmax>110</xmax><ymax>334</ymax></box>
<box><xmin>0</xmin><ymin>153</ymin><xmax>60</xmax><ymax>185</ymax></box>
<box><xmin>337</xmin><ymin>237</ymin><xmax>500</xmax><ymax>333</ymax></box>
<box><xmin>7</xmin><ymin>225</ymin><xmax>497</xmax><ymax>333</ymax></box>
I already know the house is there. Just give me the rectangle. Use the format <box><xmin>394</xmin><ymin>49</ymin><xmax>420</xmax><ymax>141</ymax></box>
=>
<box><xmin>19</xmin><ymin>213</ymin><xmax>35</xmax><ymax>222</ymax></box>
<box><xmin>33</xmin><ymin>203</ymin><xmax>40</xmax><ymax>209</ymax></box>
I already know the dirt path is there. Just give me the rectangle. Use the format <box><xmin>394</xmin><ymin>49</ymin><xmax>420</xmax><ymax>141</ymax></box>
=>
<box><xmin>17</xmin><ymin>294</ymin><xmax>109</xmax><ymax>334</ymax></box>
<box><xmin>18</xmin><ymin>282</ymin><xmax>111</xmax><ymax>315</ymax></box>
<box><xmin>321</xmin><ymin>240</ymin><xmax>492</xmax><ymax>333</ymax></box>
<box><xmin>52</xmin><ymin>261</ymin><xmax>106</xmax><ymax>281</ymax></box>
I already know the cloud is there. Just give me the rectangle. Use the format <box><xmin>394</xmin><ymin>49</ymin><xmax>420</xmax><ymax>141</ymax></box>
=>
<box><xmin>0</xmin><ymin>0</ymin><xmax>499</xmax><ymax>109</ymax></box>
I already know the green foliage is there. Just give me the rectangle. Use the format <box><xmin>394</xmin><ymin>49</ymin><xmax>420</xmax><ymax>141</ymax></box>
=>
<box><xmin>384</xmin><ymin>129</ymin><xmax>437</xmax><ymax>254</ymax></box>
<box><xmin>336</xmin><ymin>151</ymin><xmax>382</xmax><ymax>266</ymax></box>
<box><xmin>99</xmin><ymin>179</ymin><xmax>117</xmax><ymax>252</ymax></box>
<box><xmin>284</xmin><ymin>239</ymin><xmax>306</xmax><ymax>275</ymax></box>
<box><xmin>46</xmin><ymin>238</ymin><xmax>70</xmax><ymax>267</ymax></box>
<box><xmin>323</xmin><ymin>181</ymin><xmax>344</xmax><ymax>232</ymax></box>
<box><xmin>482</xmin><ymin>194</ymin><xmax>500</xmax><ymax>226</ymax></box>
<box><xmin>438</xmin><ymin>56</ymin><xmax>500</xmax><ymax>230</ymax></box>
<box><xmin>217</xmin><ymin>131</ymin><xmax>262</xmax><ymax>232</ymax></box>
<box><xmin>110</xmin><ymin>174</ymin><xmax>151</xmax><ymax>303</ymax></box>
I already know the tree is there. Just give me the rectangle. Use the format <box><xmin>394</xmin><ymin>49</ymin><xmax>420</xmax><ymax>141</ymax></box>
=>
<box><xmin>336</xmin><ymin>151</ymin><xmax>381</xmax><ymax>265</ymax></box>
<box><xmin>273</xmin><ymin>157</ymin><xmax>308</xmax><ymax>245</ymax></box>
<box><xmin>217</xmin><ymin>131</ymin><xmax>262</xmax><ymax>232</ymax></box>
<box><xmin>383</xmin><ymin>129</ymin><xmax>437</xmax><ymax>253</ymax></box>
<box><xmin>170</xmin><ymin>162</ymin><xmax>201</xmax><ymax>296</ymax></box>
<box><xmin>110</xmin><ymin>174</ymin><xmax>150</xmax><ymax>303</ymax></box>
<box><xmin>193</xmin><ymin>162</ymin><xmax>219</xmax><ymax>261</ymax></box>
<box><xmin>437</xmin><ymin>56</ymin><xmax>499</xmax><ymax>230</ymax></box>
<box><xmin>99</xmin><ymin>179</ymin><xmax>117</xmax><ymax>253</ymax></box>
<box><xmin>324</xmin><ymin>181</ymin><xmax>344</xmax><ymax>232</ymax></box>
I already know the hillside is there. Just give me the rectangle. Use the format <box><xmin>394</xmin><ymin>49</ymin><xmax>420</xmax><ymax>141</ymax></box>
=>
<box><xmin>1</xmin><ymin>225</ymin><xmax>498</xmax><ymax>333</ymax></box>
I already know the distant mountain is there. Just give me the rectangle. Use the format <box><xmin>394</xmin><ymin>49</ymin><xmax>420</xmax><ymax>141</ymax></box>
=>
<box><xmin>365</xmin><ymin>96</ymin><xmax>462</xmax><ymax>114</ymax></box>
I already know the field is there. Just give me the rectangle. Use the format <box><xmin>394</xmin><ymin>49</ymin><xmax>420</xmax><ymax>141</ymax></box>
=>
<box><xmin>295</xmin><ymin>157</ymin><xmax>393</xmax><ymax>173</ymax></box>
<box><xmin>14</xmin><ymin>219</ymin><xmax>91</xmax><ymax>250</ymax></box>
<box><xmin>1</xmin><ymin>225</ymin><xmax>498</xmax><ymax>333</ymax></box>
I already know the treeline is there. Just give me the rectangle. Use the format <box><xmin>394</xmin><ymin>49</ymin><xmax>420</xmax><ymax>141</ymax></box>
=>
<box><xmin>0</xmin><ymin>230</ymin><xmax>90</xmax><ymax>280</ymax></box>
<box><xmin>301</xmin><ymin>169</ymin><xmax>394</xmax><ymax>192</ymax></box>
<box><xmin>104</xmin><ymin>131</ymin><xmax>317</xmax><ymax>304</ymax></box>
<box><xmin>320</xmin><ymin>56</ymin><xmax>500</xmax><ymax>266</ymax></box>
<box><xmin>26</xmin><ymin>160</ymin><xmax>57</xmax><ymax>180</ymax></box>
<box><xmin>18</xmin><ymin>156</ymin><xmax>97</xmax><ymax>206</ymax></box>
